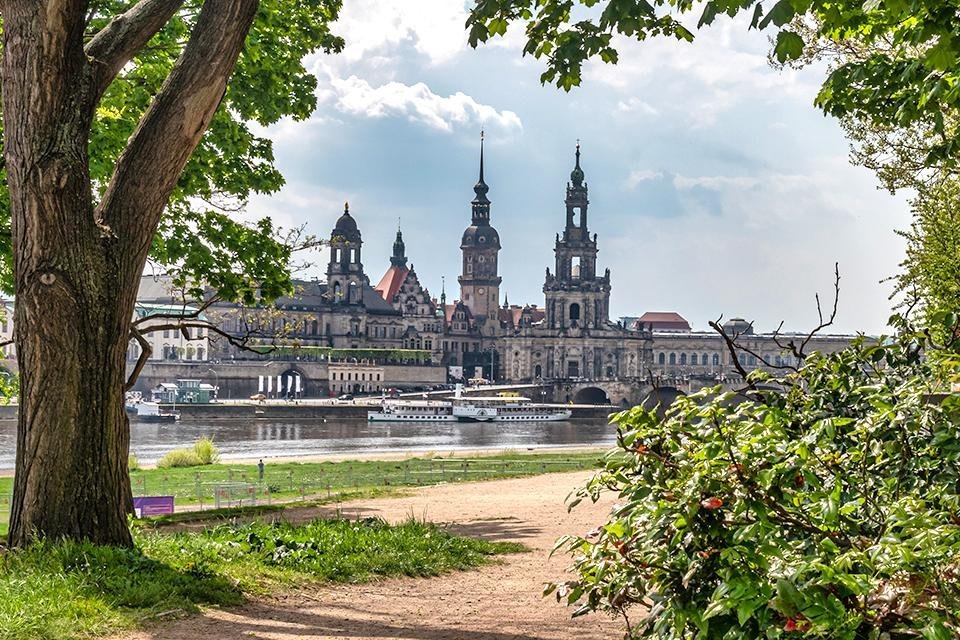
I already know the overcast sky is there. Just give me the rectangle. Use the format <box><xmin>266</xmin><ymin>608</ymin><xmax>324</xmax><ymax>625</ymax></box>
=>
<box><xmin>248</xmin><ymin>1</ymin><xmax>910</xmax><ymax>335</ymax></box>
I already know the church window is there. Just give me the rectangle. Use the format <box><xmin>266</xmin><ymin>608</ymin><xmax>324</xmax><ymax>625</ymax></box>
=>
<box><xmin>713</xmin><ymin>353</ymin><xmax>720</xmax><ymax>366</ymax></box>
<box><xmin>349</xmin><ymin>248</ymin><xmax>356</xmax><ymax>262</ymax></box>
<box><xmin>669</xmin><ymin>353</ymin><xmax>676</xmax><ymax>365</ymax></box>
<box><xmin>569</xmin><ymin>303</ymin><xmax>581</xmax><ymax>321</ymax></box>
<box><xmin>333</xmin><ymin>248</ymin><xmax>340</xmax><ymax>262</ymax></box>
<box><xmin>534</xmin><ymin>364</ymin><xmax>542</xmax><ymax>378</ymax></box>
<box><xmin>479</xmin><ymin>236</ymin><xmax>486</xmax><ymax>243</ymax></box>
<box><xmin>690</xmin><ymin>353</ymin><xmax>698</xmax><ymax>365</ymax></box>
<box><xmin>658</xmin><ymin>352</ymin><xmax>665</xmax><ymax>365</ymax></box>
<box><xmin>571</xmin><ymin>256</ymin><xmax>581</xmax><ymax>279</ymax></box>
<box><xmin>467</xmin><ymin>264</ymin><xmax>473</xmax><ymax>274</ymax></box>
<box><xmin>702</xmin><ymin>353</ymin><xmax>708</xmax><ymax>365</ymax></box>
<box><xmin>333</xmin><ymin>282</ymin><xmax>342</xmax><ymax>302</ymax></box>
<box><xmin>680</xmin><ymin>353</ymin><xmax>687</xmax><ymax>365</ymax></box>
<box><xmin>478</xmin><ymin>255</ymin><xmax>485</xmax><ymax>263</ymax></box>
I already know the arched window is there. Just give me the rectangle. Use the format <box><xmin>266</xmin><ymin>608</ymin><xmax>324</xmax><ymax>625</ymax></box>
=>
<box><xmin>669</xmin><ymin>353</ymin><xmax>676</xmax><ymax>365</ymax></box>
<box><xmin>690</xmin><ymin>353</ymin><xmax>698</xmax><ymax>365</ymax></box>
<box><xmin>333</xmin><ymin>282</ymin><xmax>342</xmax><ymax>302</ymax></box>
<box><xmin>702</xmin><ymin>353</ymin><xmax>708</xmax><ymax>365</ymax></box>
<box><xmin>569</xmin><ymin>303</ymin><xmax>581</xmax><ymax>321</ymax></box>
<box><xmin>658</xmin><ymin>352</ymin><xmax>665</xmax><ymax>365</ymax></box>
<box><xmin>713</xmin><ymin>353</ymin><xmax>720</xmax><ymax>366</ymax></box>
<box><xmin>311</xmin><ymin>320</ymin><xmax>318</xmax><ymax>335</ymax></box>
<box><xmin>534</xmin><ymin>364</ymin><xmax>542</xmax><ymax>378</ymax></box>
<box><xmin>680</xmin><ymin>353</ymin><xmax>687</xmax><ymax>365</ymax></box>
<box><xmin>197</xmin><ymin>348</ymin><xmax>205</xmax><ymax>360</ymax></box>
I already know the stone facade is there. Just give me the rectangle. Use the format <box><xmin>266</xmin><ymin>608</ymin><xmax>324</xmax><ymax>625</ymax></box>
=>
<box><xmin>499</xmin><ymin>145</ymin><xmax>652</xmax><ymax>382</ymax></box>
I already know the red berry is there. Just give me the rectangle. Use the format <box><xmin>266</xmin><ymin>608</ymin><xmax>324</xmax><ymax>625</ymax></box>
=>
<box><xmin>784</xmin><ymin>618</ymin><xmax>798</xmax><ymax>632</ymax></box>
<box><xmin>700</xmin><ymin>497</ymin><xmax>723</xmax><ymax>510</ymax></box>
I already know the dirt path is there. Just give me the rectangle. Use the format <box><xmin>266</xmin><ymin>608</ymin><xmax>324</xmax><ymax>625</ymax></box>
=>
<box><xmin>124</xmin><ymin>471</ymin><xmax>626</xmax><ymax>640</ymax></box>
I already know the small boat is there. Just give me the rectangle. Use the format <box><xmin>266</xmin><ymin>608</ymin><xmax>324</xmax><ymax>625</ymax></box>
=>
<box><xmin>135</xmin><ymin>401</ymin><xmax>180</xmax><ymax>423</ymax></box>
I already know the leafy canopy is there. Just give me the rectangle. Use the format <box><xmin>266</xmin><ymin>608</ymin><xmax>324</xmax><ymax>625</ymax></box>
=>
<box><xmin>467</xmin><ymin>0</ymin><xmax>960</xmax><ymax>163</ymax></box>
<box><xmin>0</xmin><ymin>0</ymin><xmax>344</xmax><ymax>304</ymax></box>
<box><xmin>553</xmin><ymin>313</ymin><xmax>960</xmax><ymax>638</ymax></box>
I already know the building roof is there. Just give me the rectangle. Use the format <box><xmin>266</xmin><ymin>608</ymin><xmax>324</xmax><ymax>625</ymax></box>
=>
<box><xmin>637</xmin><ymin>311</ymin><xmax>691</xmax><ymax>331</ymax></box>
<box><xmin>374</xmin><ymin>265</ymin><xmax>409</xmax><ymax>303</ymax></box>
<box><xmin>332</xmin><ymin>203</ymin><xmax>361</xmax><ymax>242</ymax></box>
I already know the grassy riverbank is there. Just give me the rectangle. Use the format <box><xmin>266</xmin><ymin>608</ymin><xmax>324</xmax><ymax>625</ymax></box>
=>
<box><xmin>0</xmin><ymin>518</ymin><xmax>524</xmax><ymax>640</ymax></box>
<box><xmin>0</xmin><ymin>450</ymin><xmax>604</xmax><ymax>538</ymax></box>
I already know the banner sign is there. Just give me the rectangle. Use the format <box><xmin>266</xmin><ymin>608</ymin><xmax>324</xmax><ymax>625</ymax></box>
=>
<box><xmin>132</xmin><ymin>496</ymin><xmax>175</xmax><ymax>518</ymax></box>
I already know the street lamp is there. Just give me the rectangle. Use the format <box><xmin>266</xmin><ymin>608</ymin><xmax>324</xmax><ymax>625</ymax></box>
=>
<box><xmin>207</xmin><ymin>368</ymin><xmax>221</xmax><ymax>400</ymax></box>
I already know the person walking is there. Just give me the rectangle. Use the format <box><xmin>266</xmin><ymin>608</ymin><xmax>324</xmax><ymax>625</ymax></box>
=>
<box><xmin>258</xmin><ymin>459</ymin><xmax>265</xmax><ymax>482</ymax></box>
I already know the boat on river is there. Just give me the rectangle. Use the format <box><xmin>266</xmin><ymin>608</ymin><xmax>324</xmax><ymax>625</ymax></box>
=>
<box><xmin>367</xmin><ymin>387</ymin><xmax>571</xmax><ymax>423</ymax></box>
<box><xmin>135</xmin><ymin>401</ymin><xmax>180</xmax><ymax>423</ymax></box>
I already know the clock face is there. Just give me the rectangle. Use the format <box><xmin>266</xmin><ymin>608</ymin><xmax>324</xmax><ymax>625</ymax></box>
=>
<box><xmin>478</xmin><ymin>288</ymin><xmax>485</xmax><ymax>295</ymax></box>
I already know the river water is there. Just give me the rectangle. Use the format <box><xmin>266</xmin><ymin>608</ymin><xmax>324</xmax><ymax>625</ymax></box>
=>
<box><xmin>0</xmin><ymin>418</ymin><xmax>619</xmax><ymax>469</ymax></box>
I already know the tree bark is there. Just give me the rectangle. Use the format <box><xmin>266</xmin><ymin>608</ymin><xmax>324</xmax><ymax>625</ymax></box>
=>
<box><xmin>2</xmin><ymin>0</ymin><xmax>258</xmax><ymax>547</ymax></box>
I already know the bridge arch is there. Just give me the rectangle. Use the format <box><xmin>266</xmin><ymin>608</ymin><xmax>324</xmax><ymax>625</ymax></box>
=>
<box><xmin>640</xmin><ymin>386</ymin><xmax>686</xmax><ymax>416</ymax></box>
<box><xmin>573</xmin><ymin>386</ymin><xmax>610</xmax><ymax>405</ymax></box>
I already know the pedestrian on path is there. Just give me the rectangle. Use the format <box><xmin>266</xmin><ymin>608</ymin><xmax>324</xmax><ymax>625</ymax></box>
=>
<box><xmin>258</xmin><ymin>459</ymin><xmax>265</xmax><ymax>482</ymax></box>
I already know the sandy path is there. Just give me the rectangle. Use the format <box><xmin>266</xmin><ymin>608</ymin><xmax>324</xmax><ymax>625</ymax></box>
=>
<box><xmin>123</xmin><ymin>471</ymin><xmax>625</xmax><ymax>640</ymax></box>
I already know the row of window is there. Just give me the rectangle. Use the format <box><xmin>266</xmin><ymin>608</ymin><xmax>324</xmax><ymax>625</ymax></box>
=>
<box><xmin>658</xmin><ymin>352</ymin><xmax>721</xmax><ymax>366</ymax></box>
<box><xmin>330</xmin><ymin>370</ymin><xmax>382</xmax><ymax>382</ymax></box>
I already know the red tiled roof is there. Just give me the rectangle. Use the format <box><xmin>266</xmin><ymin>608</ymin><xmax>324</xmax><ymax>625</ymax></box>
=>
<box><xmin>638</xmin><ymin>311</ymin><xmax>691</xmax><ymax>331</ymax></box>
<box><xmin>374</xmin><ymin>266</ymin><xmax>408</xmax><ymax>303</ymax></box>
<box><xmin>499</xmin><ymin>305</ymin><xmax>545</xmax><ymax>327</ymax></box>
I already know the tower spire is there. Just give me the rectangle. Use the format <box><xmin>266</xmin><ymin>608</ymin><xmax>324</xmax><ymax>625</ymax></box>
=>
<box><xmin>391</xmin><ymin>220</ymin><xmax>406</xmax><ymax>268</ymax></box>
<box><xmin>570</xmin><ymin>140</ymin><xmax>585</xmax><ymax>187</ymax></box>
<box><xmin>472</xmin><ymin>130</ymin><xmax>490</xmax><ymax>212</ymax></box>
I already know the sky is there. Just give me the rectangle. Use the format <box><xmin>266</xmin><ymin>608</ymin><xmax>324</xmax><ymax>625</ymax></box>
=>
<box><xmin>247</xmin><ymin>0</ymin><xmax>911</xmax><ymax>336</ymax></box>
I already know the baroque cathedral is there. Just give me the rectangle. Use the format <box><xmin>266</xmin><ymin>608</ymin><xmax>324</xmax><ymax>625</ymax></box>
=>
<box><xmin>139</xmin><ymin>137</ymin><xmax>653</xmax><ymax>384</ymax></box>
<box><xmin>381</xmin><ymin>135</ymin><xmax>652</xmax><ymax>382</ymax></box>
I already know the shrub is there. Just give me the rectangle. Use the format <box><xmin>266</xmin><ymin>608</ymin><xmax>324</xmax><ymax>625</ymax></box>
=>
<box><xmin>127</xmin><ymin>454</ymin><xmax>140</xmax><ymax>471</ymax></box>
<box><xmin>193</xmin><ymin>437</ymin><xmax>220</xmax><ymax>465</ymax></box>
<box><xmin>553</xmin><ymin>314</ymin><xmax>960</xmax><ymax>638</ymax></box>
<box><xmin>156</xmin><ymin>448</ymin><xmax>202</xmax><ymax>469</ymax></box>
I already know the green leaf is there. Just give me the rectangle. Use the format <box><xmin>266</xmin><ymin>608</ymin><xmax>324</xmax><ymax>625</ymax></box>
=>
<box><xmin>773</xmin><ymin>30</ymin><xmax>804</xmax><ymax>62</ymax></box>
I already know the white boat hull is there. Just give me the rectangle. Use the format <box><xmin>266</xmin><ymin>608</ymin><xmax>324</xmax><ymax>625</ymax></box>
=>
<box><xmin>368</xmin><ymin>411</ymin><xmax>456</xmax><ymax>422</ymax></box>
<box><xmin>456</xmin><ymin>410</ymin><xmax>573</xmax><ymax>423</ymax></box>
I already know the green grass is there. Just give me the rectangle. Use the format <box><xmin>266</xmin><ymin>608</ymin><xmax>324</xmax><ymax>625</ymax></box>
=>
<box><xmin>0</xmin><ymin>518</ymin><xmax>524</xmax><ymax>640</ymax></box>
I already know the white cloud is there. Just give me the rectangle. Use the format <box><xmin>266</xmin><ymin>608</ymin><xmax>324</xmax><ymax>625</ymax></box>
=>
<box><xmin>616</xmin><ymin>97</ymin><xmax>659</xmax><ymax>115</ymax></box>
<box><xmin>331</xmin><ymin>0</ymin><xmax>471</xmax><ymax>65</ymax></box>
<box><xmin>672</xmin><ymin>174</ymin><xmax>763</xmax><ymax>190</ymax></box>
<box><xmin>624</xmin><ymin>169</ymin><xmax>664</xmax><ymax>188</ymax></box>
<box><xmin>320</xmin><ymin>70</ymin><xmax>522</xmax><ymax>134</ymax></box>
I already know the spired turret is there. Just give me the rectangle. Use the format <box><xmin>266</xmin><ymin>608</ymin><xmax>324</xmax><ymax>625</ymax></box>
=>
<box><xmin>544</xmin><ymin>143</ymin><xmax>611</xmax><ymax>330</ymax></box>
<box><xmin>459</xmin><ymin>132</ymin><xmax>501</xmax><ymax>320</ymax></box>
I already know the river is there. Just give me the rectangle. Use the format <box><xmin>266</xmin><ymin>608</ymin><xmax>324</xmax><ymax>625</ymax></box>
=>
<box><xmin>0</xmin><ymin>417</ymin><xmax>619</xmax><ymax>469</ymax></box>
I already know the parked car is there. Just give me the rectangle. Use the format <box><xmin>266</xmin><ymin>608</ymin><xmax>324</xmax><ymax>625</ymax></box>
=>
<box><xmin>249</xmin><ymin>393</ymin><xmax>266</xmax><ymax>402</ymax></box>
<box><xmin>337</xmin><ymin>393</ymin><xmax>354</xmax><ymax>401</ymax></box>
<box><xmin>385</xmin><ymin>388</ymin><xmax>400</xmax><ymax>399</ymax></box>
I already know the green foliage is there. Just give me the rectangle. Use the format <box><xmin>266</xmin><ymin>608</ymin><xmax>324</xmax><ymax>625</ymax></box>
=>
<box><xmin>127</xmin><ymin>454</ymin><xmax>140</xmax><ymax>471</ymax></box>
<box><xmin>192</xmin><ymin>437</ymin><xmax>220</xmax><ymax>466</ymax></box>
<box><xmin>252</xmin><ymin>345</ymin><xmax>434</xmax><ymax>364</ymax></box>
<box><xmin>0</xmin><ymin>519</ymin><xmax>519</xmax><ymax>640</ymax></box>
<box><xmin>552</xmin><ymin>315</ymin><xmax>960</xmax><ymax>638</ymax></box>
<box><xmin>156</xmin><ymin>448</ymin><xmax>202</xmax><ymax>469</ymax></box>
<box><xmin>892</xmin><ymin>180</ymin><xmax>960</xmax><ymax>326</ymax></box>
<box><xmin>156</xmin><ymin>438</ymin><xmax>221</xmax><ymax>469</ymax></box>
<box><xmin>0</xmin><ymin>1</ymin><xmax>344</xmax><ymax>301</ymax></box>
<box><xmin>467</xmin><ymin>0</ymin><xmax>960</xmax><ymax>163</ymax></box>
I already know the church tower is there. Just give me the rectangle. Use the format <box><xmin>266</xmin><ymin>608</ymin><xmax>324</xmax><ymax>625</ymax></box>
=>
<box><xmin>327</xmin><ymin>202</ymin><xmax>366</xmax><ymax>305</ymax></box>
<box><xmin>458</xmin><ymin>133</ymin><xmax>501</xmax><ymax>320</ymax></box>
<box><xmin>544</xmin><ymin>144</ymin><xmax>611</xmax><ymax>329</ymax></box>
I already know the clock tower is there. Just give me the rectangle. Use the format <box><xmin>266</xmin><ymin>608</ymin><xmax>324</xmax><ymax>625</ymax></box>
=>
<box><xmin>458</xmin><ymin>133</ymin><xmax>501</xmax><ymax>321</ymax></box>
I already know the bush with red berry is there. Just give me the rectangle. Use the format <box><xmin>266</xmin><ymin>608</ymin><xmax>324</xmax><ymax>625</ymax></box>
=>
<box><xmin>548</xmin><ymin>313</ymin><xmax>960</xmax><ymax>638</ymax></box>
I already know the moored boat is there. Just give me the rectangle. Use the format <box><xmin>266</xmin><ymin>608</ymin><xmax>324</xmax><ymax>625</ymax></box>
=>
<box><xmin>367</xmin><ymin>400</ymin><xmax>456</xmax><ymax>422</ymax></box>
<box><xmin>135</xmin><ymin>401</ymin><xmax>180</xmax><ymax>423</ymax></box>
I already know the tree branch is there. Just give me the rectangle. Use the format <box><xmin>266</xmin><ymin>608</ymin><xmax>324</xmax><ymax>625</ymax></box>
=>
<box><xmin>95</xmin><ymin>0</ymin><xmax>259</xmax><ymax>280</ymax></box>
<box><xmin>124</xmin><ymin>326</ymin><xmax>152</xmax><ymax>390</ymax></box>
<box><xmin>85</xmin><ymin>0</ymin><xmax>185</xmax><ymax>98</ymax></box>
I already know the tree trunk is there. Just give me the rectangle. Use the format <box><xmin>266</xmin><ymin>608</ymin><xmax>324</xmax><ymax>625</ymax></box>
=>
<box><xmin>2</xmin><ymin>0</ymin><xmax>258</xmax><ymax>547</ymax></box>
<box><xmin>9</xmin><ymin>275</ymin><xmax>136</xmax><ymax>547</ymax></box>
<box><xmin>2</xmin><ymin>0</ymin><xmax>136</xmax><ymax>547</ymax></box>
